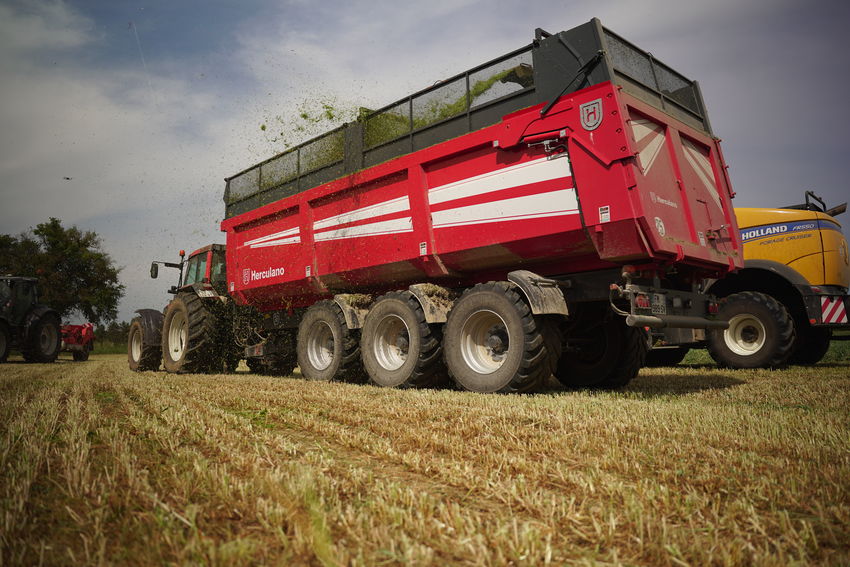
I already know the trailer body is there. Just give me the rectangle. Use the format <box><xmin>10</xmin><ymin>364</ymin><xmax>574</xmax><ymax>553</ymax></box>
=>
<box><xmin>222</xmin><ymin>21</ymin><xmax>741</xmax><ymax>315</ymax></box>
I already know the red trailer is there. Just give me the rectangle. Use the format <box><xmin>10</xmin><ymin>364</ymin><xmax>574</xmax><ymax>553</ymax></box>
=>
<box><xmin>132</xmin><ymin>19</ymin><xmax>742</xmax><ymax>392</ymax></box>
<box><xmin>61</xmin><ymin>323</ymin><xmax>94</xmax><ymax>361</ymax></box>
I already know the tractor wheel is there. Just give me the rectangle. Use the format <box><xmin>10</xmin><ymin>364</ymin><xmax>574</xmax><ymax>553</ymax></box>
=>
<box><xmin>443</xmin><ymin>282</ymin><xmax>548</xmax><ymax>393</ymax></box>
<box><xmin>297</xmin><ymin>301</ymin><xmax>364</xmax><ymax>382</ymax></box>
<box><xmin>555</xmin><ymin>313</ymin><xmax>646</xmax><ymax>389</ymax></box>
<box><xmin>72</xmin><ymin>349</ymin><xmax>90</xmax><ymax>362</ymax></box>
<box><xmin>128</xmin><ymin>317</ymin><xmax>162</xmax><ymax>371</ymax></box>
<box><xmin>788</xmin><ymin>326</ymin><xmax>832</xmax><ymax>365</ymax></box>
<box><xmin>361</xmin><ymin>291</ymin><xmax>447</xmax><ymax>388</ymax></box>
<box><xmin>22</xmin><ymin>311</ymin><xmax>61</xmax><ymax>363</ymax></box>
<box><xmin>0</xmin><ymin>322</ymin><xmax>10</xmax><ymax>363</ymax></box>
<box><xmin>707</xmin><ymin>291</ymin><xmax>795</xmax><ymax>368</ymax></box>
<box><xmin>645</xmin><ymin>346</ymin><xmax>690</xmax><ymax>367</ymax></box>
<box><xmin>161</xmin><ymin>293</ymin><xmax>219</xmax><ymax>373</ymax></box>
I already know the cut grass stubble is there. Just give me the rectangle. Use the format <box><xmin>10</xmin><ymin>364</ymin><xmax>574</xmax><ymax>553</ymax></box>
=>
<box><xmin>1</xmin><ymin>356</ymin><xmax>848</xmax><ymax>565</ymax></box>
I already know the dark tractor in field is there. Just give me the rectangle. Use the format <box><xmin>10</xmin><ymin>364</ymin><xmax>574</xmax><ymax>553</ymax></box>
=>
<box><xmin>0</xmin><ymin>276</ymin><xmax>62</xmax><ymax>363</ymax></box>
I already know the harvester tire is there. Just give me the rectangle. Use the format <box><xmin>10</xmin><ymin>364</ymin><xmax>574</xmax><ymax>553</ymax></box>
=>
<box><xmin>645</xmin><ymin>346</ymin><xmax>689</xmax><ymax>367</ymax></box>
<box><xmin>707</xmin><ymin>291</ymin><xmax>795</xmax><ymax>369</ymax></box>
<box><xmin>443</xmin><ymin>282</ymin><xmax>548</xmax><ymax>393</ymax></box>
<box><xmin>555</xmin><ymin>313</ymin><xmax>645</xmax><ymax>389</ymax></box>
<box><xmin>0</xmin><ymin>322</ymin><xmax>9</xmax><ymax>363</ymax></box>
<box><xmin>361</xmin><ymin>291</ymin><xmax>447</xmax><ymax>388</ymax></box>
<box><xmin>22</xmin><ymin>311</ymin><xmax>61</xmax><ymax>363</ymax></box>
<box><xmin>297</xmin><ymin>301</ymin><xmax>364</xmax><ymax>382</ymax></box>
<box><xmin>161</xmin><ymin>293</ymin><xmax>219</xmax><ymax>373</ymax></box>
<box><xmin>788</xmin><ymin>326</ymin><xmax>831</xmax><ymax>365</ymax></box>
<box><xmin>128</xmin><ymin>317</ymin><xmax>161</xmax><ymax>371</ymax></box>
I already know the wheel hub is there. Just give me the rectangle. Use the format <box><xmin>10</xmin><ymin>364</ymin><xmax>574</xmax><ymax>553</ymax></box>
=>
<box><xmin>725</xmin><ymin>313</ymin><xmax>766</xmax><ymax>356</ymax></box>
<box><xmin>373</xmin><ymin>314</ymin><xmax>410</xmax><ymax>371</ymax></box>
<box><xmin>460</xmin><ymin>310</ymin><xmax>510</xmax><ymax>374</ymax></box>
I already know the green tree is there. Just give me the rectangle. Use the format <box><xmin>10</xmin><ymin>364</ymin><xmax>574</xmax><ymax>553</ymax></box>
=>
<box><xmin>0</xmin><ymin>218</ymin><xmax>125</xmax><ymax>325</ymax></box>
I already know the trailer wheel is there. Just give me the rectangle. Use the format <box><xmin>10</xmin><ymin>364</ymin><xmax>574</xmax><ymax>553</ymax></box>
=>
<box><xmin>161</xmin><ymin>293</ymin><xmax>219</xmax><ymax>373</ymax></box>
<box><xmin>0</xmin><ymin>322</ymin><xmax>9</xmax><ymax>363</ymax></box>
<box><xmin>788</xmin><ymin>326</ymin><xmax>831</xmax><ymax>365</ymax></box>
<box><xmin>361</xmin><ymin>291</ymin><xmax>446</xmax><ymax>388</ymax></box>
<box><xmin>645</xmin><ymin>346</ymin><xmax>689</xmax><ymax>367</ymax></box>
<box><xmin>443</xmin><ymin>282</ymin><xmax>547</xmax><ymax>393</ymax></box>
<box><xmin>707</xmin><ymin>291</ymin><xmax>795</xmax><ymax>368</ymax></box>
<box><xmin>555</xmin><ymin>314</ymin><xmax>645</xmax><ymax>389</ymax></box>
<box><xmin>72</xmin><ymin>349</ymin><xmax>90</xmax><ymax>362</ymax></box>
<box><xmin>128</xmin><ymin>317</ymin><xmax>161</xmax><ymax>371</ymax></box>
<box><xmin>22</xmin><ymin>311</ymin><xmax>61</xmax><ymax>363</ymax></box>
<box><xmin>297</xmin><ymin>301</ymin><xmax>364</xmax><ymax>382</ymax></box>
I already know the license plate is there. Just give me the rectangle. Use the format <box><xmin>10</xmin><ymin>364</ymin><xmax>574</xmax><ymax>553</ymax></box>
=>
<box><xmin>652</xmin><ymin>293</ymin><xmax>667</xmax><ymax>315</ymax></box>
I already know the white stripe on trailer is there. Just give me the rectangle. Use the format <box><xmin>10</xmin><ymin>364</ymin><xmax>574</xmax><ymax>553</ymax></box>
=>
<box><xmin>314</xmin><ymin>195</ymin><xmax>411</xmax><ymax>231</ymax></box>
<box><xmin>428</xmin><ymin>156</ymin><xmax>571</xmax><ymax>206</ymax></box>
<box><xmin>432</xmin><ymin>188</ymin><xmax>578</xmax><ymax>229</ymax></box>
<box><xmin>822</xmin><ymin>296</ymin><xmax>849</xmax><ymax>324</ymax></box>
<box><xmin>681</xmin><ymin>138</ymin><xmax>722</xmax><ymax>209</ymax></box>
<box><xmin>631</xmin><ymin>118</ymin><xmax>666</xmax><ymax>174</ymax></box>
<box><xmin>245</xmin><ymin>226</ymin><xmax>301</xmax><ymax>248</ymax></box>
<box><xmin>314</xmin><ymin>216</ymin><xmax>413</xmax><ymax>242</ymax></box>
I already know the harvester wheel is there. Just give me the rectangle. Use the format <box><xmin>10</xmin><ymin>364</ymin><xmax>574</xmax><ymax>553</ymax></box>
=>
<box><xmin>161</xmin><ymin>293</ymin><xmax>219</xmax><ymax>373</ymax></box>
<box><xmin>707</xmin><ymin>291</ymin><xmax>795</xmax><ymax>368</ymax></box>
<box><xmin>128</xmin><ymin>317</ymin><xmax>162</xmax><ymax>371</ymax></box>
<box><xmin>788</xmin><ymin>326</ymin><xmax>831</xmax><ymax>365</ymax></box>
<box><xmin>0</xmin><ymin>322</ymin><xmax>9</xmax><ymax>363</ymax></box>
<box><xmin>645</xmin><ymin>346</ymin><xmax>690</xmax><ymax>367</ymax></box>
<box><xmin>22</xmin><ymin>311</ymin><xmax>61</xmax><ymax>363</ymax></box>
<box><xmin>297</xmin><ymin>301</ymin><xmax>364</xmax><ymax>382</ymax></box>
<box><xmin>361</xmin><ymin>291</ymin><xmax>446</xmax><ymax>388</ymax></box>
<box><xmin>555</xmin><ymin>313</ymin><xmax>646</xmax><ymax>389</ymax></box>
<box><xmin>443</xmin><ymin>282</ymin><xmax>548</xmax><ymax>393</ymax></box>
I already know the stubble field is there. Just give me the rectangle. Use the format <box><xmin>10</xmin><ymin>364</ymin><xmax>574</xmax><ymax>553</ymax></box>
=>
<box><xmin>1</xmin><ymin>354</ymin><xmax>848</xmax><ymax>566</ymax></box>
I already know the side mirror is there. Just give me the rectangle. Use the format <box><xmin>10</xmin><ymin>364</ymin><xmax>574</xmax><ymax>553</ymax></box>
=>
<box><xmin>150</xmin><ymin>263</ymin><xmax>159</xmax><ymax>279</ymax></box>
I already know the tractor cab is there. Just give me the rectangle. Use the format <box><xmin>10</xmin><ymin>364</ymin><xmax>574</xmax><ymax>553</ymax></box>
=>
<box><xmin>150</xmin><ymin>244</ymin><xmax>227</xmax><ymax>296</ymax></box>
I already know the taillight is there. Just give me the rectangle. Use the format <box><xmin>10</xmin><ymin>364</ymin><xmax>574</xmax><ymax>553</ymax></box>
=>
<box><xmin>708</xmin><ymin>302</ymin><xmax>719</xmax><ymax>315</ymax></box>
<box><xmin>635</xmin><ymin>294</ymin><xmax>651</xmax><ymax>309</ymax></box>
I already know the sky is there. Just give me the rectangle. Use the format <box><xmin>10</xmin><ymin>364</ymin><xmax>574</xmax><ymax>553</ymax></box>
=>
<box><xmin>1</xmin><ymin>0</ymin><xmax>849</xmax><ymax>322</ymax></box>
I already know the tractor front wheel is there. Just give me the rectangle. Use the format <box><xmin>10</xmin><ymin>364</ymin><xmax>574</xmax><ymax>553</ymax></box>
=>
<box><xmin>128</xmin><ymin>317</ymin><xmax>162</xmax><ymax>371</ymax></box>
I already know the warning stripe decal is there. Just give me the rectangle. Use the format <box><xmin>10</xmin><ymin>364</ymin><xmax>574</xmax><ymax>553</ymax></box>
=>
<box><xmin>821</xmin><ymin>296</ymin><xmax>849</xmax><ymax>324</ymax></box>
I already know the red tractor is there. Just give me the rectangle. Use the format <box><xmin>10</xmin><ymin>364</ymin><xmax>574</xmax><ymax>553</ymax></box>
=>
<box><xmin>61</xmin><ymin>323</ymin><xmax>95</xmax><ymax>361</ymax></box>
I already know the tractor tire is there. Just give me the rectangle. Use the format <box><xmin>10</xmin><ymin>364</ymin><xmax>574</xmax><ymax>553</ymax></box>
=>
<box><xmin>645</xmin><ymin>346</ymin><xmax>690</xmax><ymax>367</ymax></box>
<box><xmin>161</xmin><ymin>293</ymin><xmax>219</xmax><ymax>373</ymax></box>
<box><xmin>361</xmin><ymin>291</ymin><xmax>447</xmax><ymax>388</ymax></box>
<box><xmin>128</xmin><ymin>317</ymin><xmax>162</xmax><ymax>371</ymax></box>
<box><xmin>22</xmin><ymin>311</ymin><xmax>61</xmax><ymax>363</ymax></box>
<box><xmin>0</xmin><ymin>322</ymin><xmax>10</xmax><ymax>363</ymax></box>
<box><xmin>707</xmin><ymin>291</ymin><xmax>795</xmax><ymax>369</ymax></box>
<box><xmin>297</xmin><ymin>301</ymin><xmax>365</xmax><ymax>382</ymax></box>
<box><xmin>72</xmin><ymin>349</ymin><xmax>90</xmax><ymax>362</ymax></box>
<box><xmin>555</xmin><ymin>313</ymin><xmax>646</xmax><ymax>389</ymax></box>
<box><xmin>443</xmin><ymin>282</ymin><xmax>548</xmax><ymax>393</ymax></box>
<box><xmin>788</xmin><ymin>326</ymin><xmax>832</xmax><ymax>365</ymax></box>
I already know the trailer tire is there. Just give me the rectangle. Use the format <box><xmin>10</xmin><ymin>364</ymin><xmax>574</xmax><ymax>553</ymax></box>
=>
<box><xmin>443</xmin><ymin>282</ymin><xmax>547</xmax><ymax>393</ymax></box>
<box><xmin>161</xmin><ymin>293</ymin><xmax>219</xmax><ymax>373</ymax></box>
<box><xmin>361</xmin><ymin>291</ymin><xmax>446</xmax><ymax>388</ymax></box>
<box><xmin>0</xmin><ymin>322</ymin><xmax>9</xmax><ymax>363</ymax></box>
<box><xmin>788</xmin><ymin>326</ymin><xmax>831</xmax><ymax>365</ymax></box>
<box><xmin>297</xmin><ymin>301</ymin><xmax>364</xmax><ymax>382</ymax></box>
<box><xmin>22</xmin><ymin>311</ymin><xmax>61</xmax><ymax>363</ymax></box>
<box><xmin>555</xmin><ymin>314</ymin><xmax>645</xmax><ymax>389</ymax></box>
<box><xmin>128</xmin><ymin>317</ymin><xmax>161</xmax><ymax>371</ymax></box>
<box><xmin>707</xmin><ymin>291</ymin><xmax>795</xmax><ymax>368</ymax></box>
<box><xmin>540</xmin><ymin>316</ymin><xmax>563</xmax><ymax>379</ymax></box>
<box><xmin>645</xmin><ymin>346</ymin><xmax>689</xmax><ymax>367</ymax></box>
<box><xmin>72</xmin><ymin>349</ymin><xmax>90</xmax><ymax>362</ymax></box>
